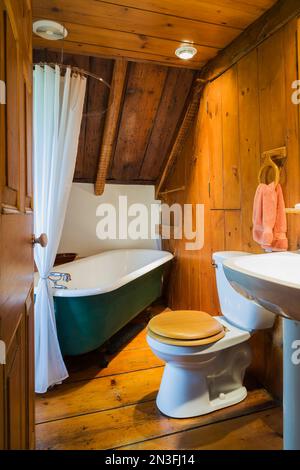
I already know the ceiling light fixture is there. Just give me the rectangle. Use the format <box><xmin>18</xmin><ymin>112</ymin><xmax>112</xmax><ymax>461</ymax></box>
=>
<box><xmin>33</xmin><ymin>20</ymin><xmax>68</xmax><ymax>41</ymax></box>
<box><xmin>175</xmin><ymin>45</ymin><xmax>197</xmax><ymax>60</ymax></box>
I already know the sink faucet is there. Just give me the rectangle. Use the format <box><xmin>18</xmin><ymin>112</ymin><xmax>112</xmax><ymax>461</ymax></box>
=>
<box><xmin>48</xmin><ymin>272</ymin><xmax>72</xmax><ymax>289</ymax></box>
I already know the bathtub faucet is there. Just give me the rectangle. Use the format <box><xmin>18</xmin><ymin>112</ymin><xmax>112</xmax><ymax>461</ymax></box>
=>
<box><xmin>48</xmin><ymin>272</ymin><xmax>72</xmax><ymax>289</ymax></box>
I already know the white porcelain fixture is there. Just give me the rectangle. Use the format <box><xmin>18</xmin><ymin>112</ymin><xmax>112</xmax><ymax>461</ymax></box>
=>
<box><xmin>175</xmin><ymin>45</ymin><xmax>197</xmax><ymax>60</ymax></box>
<box><xmin>223</xmin><ymin>252</ymin><xmax>300</xmax><ymax>321</ymax></box>
<box><xmin>223</xmin><ymin>251</ymin><xmax>300</xmax><ymax>450</ymax></box>
<box><xmin>33</xmin><ymin>20</ymin><xmax>68</xmax><ymax>41</ymax></box>
<box><xmin>147</xmin><ymin>251</ymin><xmax>275</xmax><ymax>418</ymax></box>
<box><xmin>34</xmin><ymin>248</ymin><xmax>173</xmax><ymax>297</ymax></box>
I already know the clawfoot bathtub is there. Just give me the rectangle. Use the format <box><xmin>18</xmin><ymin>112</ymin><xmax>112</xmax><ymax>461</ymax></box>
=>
<box><xmin>35</xmin><ymin>249</ymin><xmax>173</xmax><ymax>355</ymax></box>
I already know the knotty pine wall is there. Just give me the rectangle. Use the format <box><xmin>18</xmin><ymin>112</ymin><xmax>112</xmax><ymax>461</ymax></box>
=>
<box><xmin>162</xmin><ymin>18</ymin><xmax>300</xmax><ymax>399</ymax></box>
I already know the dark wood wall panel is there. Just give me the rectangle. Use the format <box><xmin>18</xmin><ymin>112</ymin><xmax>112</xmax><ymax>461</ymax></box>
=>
<box><xmin>76</xmin><ymin>57</ymin><xmax>113</xmax><ymax>182</ymax></box>
<box><xmin>109</xmin><ymin>62</ymin><xmax>168</xmax><ymax>182</ymax></box>
<box><xmin>139</xmin><ymin>68</ymin><xmax>195</xmax><ymax>181</ymax></box>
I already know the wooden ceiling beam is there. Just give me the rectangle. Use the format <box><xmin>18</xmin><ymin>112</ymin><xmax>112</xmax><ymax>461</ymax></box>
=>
<box><xmin>33</xmin><ymin>38</ymin><xmax>201</xmax><ymax>70</ymax></box>
<box><xmin>33</xmin><ymin>0</ymin><xmax>278</xmax><ymax>70</ymax></box>
<box><xmin>95</xmin><ymin>59</ymin><xmax>128</xmax><ymax>196</ymax></box>
<box><xmin>33</xmin><ymin>0</ymin><xmax>241</xmax><ymax>49</ymax></box>
<box><xmin>155</xmin><ymin>78</ymin><xmax>206</xmax><ymax>198</ymax></box>
<box><xmin>201</xmin><ymin>0</ymin><xmax>300</xmax><ymax>82</ymax></box>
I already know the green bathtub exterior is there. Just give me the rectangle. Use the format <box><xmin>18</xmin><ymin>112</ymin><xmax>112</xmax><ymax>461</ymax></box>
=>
<box><xmin>53</xmin><ymin>264</ymin><xmax>167</xmax><ymax>356</ymax></box>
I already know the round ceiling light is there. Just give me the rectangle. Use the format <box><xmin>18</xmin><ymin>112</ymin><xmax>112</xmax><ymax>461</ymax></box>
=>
<box><xmin>33</xmin><ymin>20</ymin><xmax>68</xmax><ymax>41</ymax></box>
<box><xmin>175</xmin><ymin>45</ymin><xmax>197</xmax><ymax>60</ymax></box>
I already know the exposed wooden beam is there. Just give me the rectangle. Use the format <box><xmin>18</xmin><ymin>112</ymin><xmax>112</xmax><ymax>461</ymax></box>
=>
<box><xmin>33</xmin><ymin>38</ymin><xmax>200</xmax><ymax>70</ymax></box>
<box><xmin>155</xmin><ymin>78</ymin><xmax>206</xmax><ymax>198</ymax></box>
<box><xmin>95</xmin><ymin>59</ymin><xmax>128</xmax><ymax>196</ymax></box>
<box><xmin>201</xmin><ymin>0</ymin><xmax>300</xmax><ymax>82</ymax></box>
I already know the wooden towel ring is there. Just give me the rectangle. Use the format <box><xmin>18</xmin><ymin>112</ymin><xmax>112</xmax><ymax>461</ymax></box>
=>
<box><xmin>258</xmin><ymin>155</ymin><xmax>280</xmax><ymax>186</ymax></box>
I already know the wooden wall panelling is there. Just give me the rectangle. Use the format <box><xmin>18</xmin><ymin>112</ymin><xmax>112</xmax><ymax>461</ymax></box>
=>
<box><xmin>224</xmin><ymin>210</ymin><xmax>242</xmax><ymax>251</ymax></box>
<box><xmin>221</xmin><ymin>67</ymin><xmax>241</xmax><ymax>209</ymax></box>
<box><xmin>3</xmin><ymin>10</ymin><xmax>20</xmax><ymax>209</ymax></box>
<box><xmin>258</xmin><ymin>31</ymin><xmax>286</xmax><ymax>154</ymax></box>
<box><xmin>18</xmin><ymin>63</ymin><xmax>27</xmax><ymax>214</ymax></box>
<box><xmin>208</xmin><ymin>68</ymin><xmax>241</xmax><ymax>210</ymax></box>
<box><xmin>207</xmin><ymin>81</ymin><xmax>223</xmax><ymax>209</ymax></box>
<box><xmin>109</xmin><ymin>62</ymin><xmax>167</xmax><ymax>181</ymax></box>
<box><xmin>139</xmin><ymin>68</ymin><xmax>195</xmax><ymax>181</ymax></box>
<box><xmin>195</xmin><ymin>117</ymin><xmax>214</xmax><ymax>314</ymax></box>
<box><xmin>162</xmin><ymin>18</ymin><xmax>300</xmax><ymax>400</ymax></box>
<box><xmin>237</xmin><ymin>49</ymin><xmax>261</xmax><ymax>253</ymax></box>
<box><xmin>197</xmin><ymin>146</ymin><xmax>218</xmax><ymax>314</ymax></box>
<box><xmin>6</xmin><ymin>315</ymin><xmax>27</xmax><ymax>449</ymax></box>
<box><xmin>209</xmin><ymin>210</ymin><xmax>225</xmax><ymax>315</ymax></box>
<box><xmin>183</xmin><ymin>120</ymin><xmax>202</xmax><ymax>311</ymax></box>
<box><xmin>199</xmin><ymin>89</ymin><xmax>223</xmax><ymax>315</ymax></box>
<box><xmin>25</xmin><ymin>78</ymin><xmax>33</xmax><ymax>211</ymax></box>
<box><xmin>161</xmin><ymin>121</ymin><xmax>198</xmax><ymax>310</ymax></box>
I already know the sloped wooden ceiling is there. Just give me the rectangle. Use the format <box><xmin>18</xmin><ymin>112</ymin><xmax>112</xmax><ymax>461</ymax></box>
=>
<box><xmin>33</xmin><ymin>49</ymin><xmax>195</xmax><ymax>184</ymax></box>
<box><xmin>33</xmin><ymin>0</ymin><xmax>279</xmax><ymax>188</ymax></box>
<box><xmin>109</xmin><ymin>62</ymin><xmax>195</xmax><ymax>183</ymax></box>
<box><xmin>32</xmin><ymin>0</ymin><xmax>277</xmax><ymax>69</ymax></box>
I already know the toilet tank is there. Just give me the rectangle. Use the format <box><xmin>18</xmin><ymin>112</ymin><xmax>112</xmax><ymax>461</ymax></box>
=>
<box><xmin>213</xmin><ymin>251</ymin><xmax>275</xmax><ymax>331</ymax></box>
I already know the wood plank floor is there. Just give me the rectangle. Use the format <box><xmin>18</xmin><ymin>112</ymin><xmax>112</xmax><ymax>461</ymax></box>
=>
<box><xmin>35</xmin><ymin>304</ymin><xmax>283</xmax><ymax>450</ymax></box>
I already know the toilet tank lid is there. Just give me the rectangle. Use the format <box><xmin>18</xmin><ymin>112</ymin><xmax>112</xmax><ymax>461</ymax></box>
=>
<box><xmin>212</xmin><ymin>251</ymin><xmax>251</xmax><ymax>264</ymax></box>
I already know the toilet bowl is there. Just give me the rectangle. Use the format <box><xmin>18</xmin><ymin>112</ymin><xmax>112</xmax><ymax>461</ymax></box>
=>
<box><xmin>147</xmin><ymin>251</ymin><xmax>276</xmax><ymax>418</ymax></box>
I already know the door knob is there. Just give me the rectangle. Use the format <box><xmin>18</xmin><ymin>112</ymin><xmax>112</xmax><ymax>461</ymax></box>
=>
<box><xmin>32</xmin><ymin>233</ymin><xmax>48</xmax><ymax>247</ymax></box>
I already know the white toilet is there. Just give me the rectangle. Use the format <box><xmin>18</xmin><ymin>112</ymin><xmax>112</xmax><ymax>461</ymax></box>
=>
<box><xmin>147</xmin><ymin>251</ymin><xmax>275</xmax><ymax>418</ymax></box>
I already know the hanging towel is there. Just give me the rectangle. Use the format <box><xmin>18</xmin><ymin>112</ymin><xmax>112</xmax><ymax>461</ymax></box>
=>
<box><xmin>252</xmin><ymin>182</ymin><xmax>288</xmax><ymax>251</ymax></box>
<box><xmin>270</xmin><ymin>184</ymin><xmax>288</xmax><ymax>251</ymax></box>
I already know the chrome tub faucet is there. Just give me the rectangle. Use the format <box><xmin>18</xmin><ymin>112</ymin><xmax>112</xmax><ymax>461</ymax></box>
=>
<box><xmin>48</xmin><ymin>272</ymin><xmax>72</xmax><ymax>289</ymax></box>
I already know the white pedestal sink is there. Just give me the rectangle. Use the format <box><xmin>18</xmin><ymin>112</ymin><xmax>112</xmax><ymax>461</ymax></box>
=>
<box><xmin>223</xmin><ymin>252</ymin><xmax>300</xmax><ymax>450</ymax></box>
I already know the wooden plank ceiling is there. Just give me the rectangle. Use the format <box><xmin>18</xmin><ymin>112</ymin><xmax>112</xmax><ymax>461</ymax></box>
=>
<box><xmin>32</xmin><ymin>0</ymin><xmax>278</xmax><ymax>187</ymax></box>
<box><xmin>32</xmin><ymin>0</ymin><xmax>277</xmax><ymax>69</ymax></box>
<box><xmin>34</xmin><ymin>49</ymin><xmax>195</xmax><ymax>184</ymax></box>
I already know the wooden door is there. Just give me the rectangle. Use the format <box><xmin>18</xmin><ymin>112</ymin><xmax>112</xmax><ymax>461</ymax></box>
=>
<box><xmin>0</xmin><ymin>0</ymin><xmax>35</xmax><ymax>449</ymax></box>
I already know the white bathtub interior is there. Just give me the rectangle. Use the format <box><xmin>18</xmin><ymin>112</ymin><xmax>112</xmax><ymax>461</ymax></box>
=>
<box><xmin>34</xmin><ymin>249</ymin><xmax>173</xmax><ymax>297</ymax></box>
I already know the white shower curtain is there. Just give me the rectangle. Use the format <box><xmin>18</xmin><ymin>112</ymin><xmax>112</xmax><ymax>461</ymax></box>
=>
<box><xmin>33</xmin><ymin>65</ymin><xmax>87</xmax><ymax>393</ymax></box>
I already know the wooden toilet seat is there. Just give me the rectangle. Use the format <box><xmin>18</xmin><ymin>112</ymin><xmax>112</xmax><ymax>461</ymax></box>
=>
<box><xmin>147</xmin><ymin>310</ymin><xmax>225</xmax><ymax>346</ymax></box>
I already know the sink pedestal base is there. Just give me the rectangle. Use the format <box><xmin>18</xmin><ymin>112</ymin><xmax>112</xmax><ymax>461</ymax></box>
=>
<box><xmin>283</xmin><ymin>318</ymin><xmax>300</xmax><ymax>450</ymax></box>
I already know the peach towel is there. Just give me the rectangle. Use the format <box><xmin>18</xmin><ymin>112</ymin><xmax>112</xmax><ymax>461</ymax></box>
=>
<box><xmin>252</xmin><ymin>182</ymin><xmax>288</xmax><ymax>251</ymax></box>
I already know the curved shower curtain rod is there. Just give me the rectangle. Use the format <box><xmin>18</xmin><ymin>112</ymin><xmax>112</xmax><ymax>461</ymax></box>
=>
<box><xmin>33</xmin><ymin>62</ymin><xmax>111</xmax><ymax>89</ymax></box>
